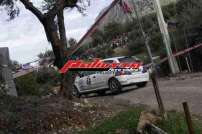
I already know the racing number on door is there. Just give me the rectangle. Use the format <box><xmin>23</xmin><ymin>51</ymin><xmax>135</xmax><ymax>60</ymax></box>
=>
<box><xmin>87</xmin><ymin>77</ymin><xmax>91</xmax><ymax>85</ymax></box>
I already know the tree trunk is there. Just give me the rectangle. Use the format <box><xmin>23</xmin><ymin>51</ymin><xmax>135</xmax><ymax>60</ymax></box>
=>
<box><xmin>18</xmin><ymin>0</ymin><xmax>78</xmax><ymax>99</ymax></box>
<box><xmin>57</xmin><ymin>10</ymin><xmax>70</xmax><ymax>49</ymax></box>
<box><xmin>42</xmin><ymin>16</ymin><xmax>73</xmax><ymax>99</ymax></box>
<box><xmin>57</xmin><ymin>11</ymin><xmax>74</xmax><ymax>99</ymax></box>
<box><xmin>61</xmin><ymin>73</ymin><xmax>73</xmax><ymax>99</ymax></box>
<box><xmin>57</xmin><ymin>11</ymin><xmax>72</xmax><ymax>98</ymax></box>
<box><xmin>43</xmin><ymin>18</ymin><xmax>65</xmax><ymax>68</ymax></box>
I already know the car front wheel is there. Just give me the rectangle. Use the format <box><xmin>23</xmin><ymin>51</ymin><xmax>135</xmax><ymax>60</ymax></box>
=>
<box><xmin>108</xmin><ymin>78</ymin><xmax>122</xmax><ymax>94</ymax></box>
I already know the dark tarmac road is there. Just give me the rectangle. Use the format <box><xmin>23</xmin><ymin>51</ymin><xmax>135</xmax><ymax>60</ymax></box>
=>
<box><xmin>114</xmin><ymin>74</ymin><xmax>202</xmax><ymax>116</ymax></box>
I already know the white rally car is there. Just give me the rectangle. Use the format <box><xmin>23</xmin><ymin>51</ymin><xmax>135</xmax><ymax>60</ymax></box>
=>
<box><xmin>73</xmin><ymin>56</ymin><xmax>150</xmax><ymax>96</ymax></box>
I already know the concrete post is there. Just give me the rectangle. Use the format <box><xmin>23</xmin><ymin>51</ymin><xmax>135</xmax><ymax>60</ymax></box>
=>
<box><xmin>0</xmin><ymin>47</ymin><xmax>18</xmax><ymax>96</ymax></box>
<box><xmin>153</xmin><ymin>0</ymin><xmax>180</xmax><ymax>74</ymax></box>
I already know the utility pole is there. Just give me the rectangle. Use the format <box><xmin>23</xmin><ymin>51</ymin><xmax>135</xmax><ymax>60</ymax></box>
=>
<box><xmin>131</xmin><ymin>0</ymin><xmax>166</xmax><ymax>117</ymax></box>
<box><xmin>152</xmin><ymin>0</ymin><xmax>180</xmax><ymax>74</ymax></box>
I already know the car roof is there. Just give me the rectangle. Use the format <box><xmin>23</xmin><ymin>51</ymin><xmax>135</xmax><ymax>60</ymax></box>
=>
<box><xmin>102</xmin><ymin>56</ymin><xmax>127</xmax><ymax>61</ymax></box>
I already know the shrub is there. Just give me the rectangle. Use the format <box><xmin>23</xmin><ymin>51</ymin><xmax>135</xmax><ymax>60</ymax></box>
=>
<box><xmin>35</xmin><ymin>67</ymin><xmax>61</xmax><ymax>85</ymax></box>
<box><xmin>15</xmin><ymin>67</ymin><xmax>61</xmax><ymax>96</ymax></box>
<box><xmin>81</xmin><ymin>108</ymin><xmax>202</xmax><ymax>134</ymax></box>
<box><xmin>15</xmin><ymin>73</ymin><xmax>40</xmax><ymax>96</ymax></box>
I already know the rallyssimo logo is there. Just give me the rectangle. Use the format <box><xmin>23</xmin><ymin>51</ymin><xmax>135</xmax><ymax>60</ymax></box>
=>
<box><xmin>60</xmin><ymin>59</ymin><xmax>141</xmax><ymax>74</ymax></box>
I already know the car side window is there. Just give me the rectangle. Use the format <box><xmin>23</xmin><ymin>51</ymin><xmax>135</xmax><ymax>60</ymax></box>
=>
<box><xmin>82</xmin><ymin>71</ymin><xmax>96</xmax><ymax>76</ymax></box>
<box><xmin>103</xmin><ymin>60</ymin><xmax>114</xmax><ymax>64</ymax></box>
<box><xmin>118</xmin><ymin>57</ymin><xmax>140</xmax><ymax>63</ymax></box>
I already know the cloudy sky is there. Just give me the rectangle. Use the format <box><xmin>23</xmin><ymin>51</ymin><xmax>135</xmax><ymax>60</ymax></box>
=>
<box><xmin>0</xmin><ymin>0</ymin><xmax>113</xmax><ymax>64</ymax></box>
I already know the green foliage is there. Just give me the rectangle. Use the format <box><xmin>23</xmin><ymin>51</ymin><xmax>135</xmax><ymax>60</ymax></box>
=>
<box><xmin>1</xmin><ymin>0</ymin><xmax>85</xmax><ymax>20</ymax></box>
<box><xmin>81</xmin><ymin>107</ymin><xmax>143</xmax><ymax>134</ymax></box>
<box><xmin>162</xmin><ymin>3</ymin><xmax>176</xmax><ymax>21</ymax></box>
<box><xmin>176</xmin><ymin>0</ymin><xmax>202</xmax><ymax>28</ymax></box>
<box><xmin>68</xmin><ymin>38</ymin><xmax>77</xmax><ymax>47</ymax></box>
<box><xmin>127</xmin><ymin>37</ymin><xmax>145</xmax><ymax>54</ymax></box>
<box><xmin>87</xmin><ymin>6</ymin><xmax>167</xmax><ymax>58</ymax></box>
<box><xmin>15</xmin><ymin>68</ymin><xmax>60</xmax><ymax>96</ymax></box>
<box><xmin>123</xmin><ymin>21</ymin><xmax>138</xmax><ymax>32</ymax></box>
<box><xmin>9</xmin><ymin>60</ymin><xmax>21</xmax><ymax>72</ymax></box>
<box><xmin>0</xmin><ymin>0</ymin><xmax>19</xmax><ymax>19</ymax></box>
<box><xmin>94</xmin><ymin>45</ymin><xmax>114</xmax><ymax>58</ymax></box>
<box><xmin>42</xmin><ymin>0</ymin><xmax>56</xmax><ymax>11</ymax></box>
<box><xmin>150</xmin><ymin>32</ymin><xmax>165</xmax><ymax>56</ymax></box>
<box><xmin>158</xmin><ymin>111</ymin><xmax>202</xmax><ymax>134</ymax></box>
<box><xmin>81</xmin><ymin>108</ymin><xmax>202</xmax><ymax>134</ymax></box>
<box><xmin>92</xmin><ymin>30</ymin><xmax>105</xmax><ymax>47</ymax></box>
<box><xmin>66</xmin><ymin>0</ymin><xmax>202</xmax><ymax>72</ymax></box>
<box><xmin>103</xmin><ymin>22</ymin><xmax>125</xmax><ymax>42</ymax></box>
<box><xmin>95</xmin><ymin>46</ymin><xmax>107</xmax><ymax>58</ymax></box>
<box><xmin>15</xmin><ymin>73</ymin><xmax>40</xmax><ymax>96</ymax></box>
<box><xmin>35</xmin><ymin>67</ymin><xmax>60</xmax><ymax>85</ymax></box>
<box><xmin>38</xmin><ymin>50</ymin><xmax>55</xmax><ymax>59</ymax></box>
<box><xmin>176</xmin><ymin>0</ymin><xmax>202</xmax><ymax>44</ymax></box>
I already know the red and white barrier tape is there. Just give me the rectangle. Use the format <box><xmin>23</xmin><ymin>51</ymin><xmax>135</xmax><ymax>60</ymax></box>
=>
<box><xmin>147</xmin><ymin>43</ymin><xmax>202</xmax><ymax>67</ymax></box>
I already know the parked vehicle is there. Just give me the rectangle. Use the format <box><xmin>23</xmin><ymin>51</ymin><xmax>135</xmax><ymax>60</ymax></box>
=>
<box><xmin>73</xmin><ymin>56</ymin><xmax>150</xmax><ymax>97</ymax></box>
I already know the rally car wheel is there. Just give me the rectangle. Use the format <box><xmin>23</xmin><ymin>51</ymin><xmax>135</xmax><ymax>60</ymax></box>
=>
<box><xmin>108</xmin><ymin>78</ymin><xmax>122</xmax><ymax>94</ymax></box>
<box><xmin>72</xmin><ymin>86</ymin><xmax>81</xmax><ymax>98</ymax></box>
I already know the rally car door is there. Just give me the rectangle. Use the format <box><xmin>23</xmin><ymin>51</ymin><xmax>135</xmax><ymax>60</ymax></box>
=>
<box><xmin>90</xmin><ymin>73</ymin><xmax>105</xmax><ymax>89</ymax></box>
<box><xmin>86</xmin><ymin>71</ymin><xmax>101</xmax><ymax>90</ymax></box>
<box><xmin>76</xmin><ymin>71</ymin><xmax>94</xmax><ymax>92</ymax></box>
<box><xmin>76</xmin><ymin>76</ymin><xmax>89</xmax><ymax>92</ymax></box>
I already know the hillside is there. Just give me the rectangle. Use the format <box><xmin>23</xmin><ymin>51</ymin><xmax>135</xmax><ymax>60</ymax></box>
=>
<box><xmin>81</xmin><ymin>0</ymin><xmax>177</xmax><ymax>45</ymax></box>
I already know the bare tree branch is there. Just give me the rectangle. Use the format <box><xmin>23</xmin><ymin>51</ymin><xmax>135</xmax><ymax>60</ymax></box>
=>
<box><xmin>45</xmin><ymin>0</ymin><xmax>77</xmax><ymax>18</ymax></box>
<box><xmin>19</xmin><ymin>0</ymin><xmax>44</xmax><ymax>22</ymax></box>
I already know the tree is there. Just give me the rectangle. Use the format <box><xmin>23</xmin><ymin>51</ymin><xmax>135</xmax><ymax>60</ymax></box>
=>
<box><xmin>68</xmin><ymin>38</ymin><xmax>77</xmax><ymax>47</ymax></box>
<box><xmin>175</xmin><ymin>0</ymin><xmax>202</xmax><ymax>72</ymax></box>
<box><xmin>9</xmin><ymin>60</ymin><xmax>21</xmax><ymax>72</ymax></box>
<box><xmin>104</xmin><ymin>22</ymin><xmax>124</xmax><ymax>42</ymax></box>
<box><xmin>38</xmin><ymin>50</ymin><xmax>55</xmax><ymax>59</ymax></box>
<box><xmin>91</xmin><ymin>29</ymin><xmax>104</xmax><ymax>47</ymax></box>
<box><xmin>1</xmin><ymin>0</ymin><xmax>89</xmax><ymax>98</ymax></box>
<box><xmin>176</xmin><ymin>0</ymin><xmax>202</xmax><ymax>28</ymax></box>
<box><xmin>37</xmin><ymin>50</ymin><xmax>55</xmax><ymax>66</ymax></box>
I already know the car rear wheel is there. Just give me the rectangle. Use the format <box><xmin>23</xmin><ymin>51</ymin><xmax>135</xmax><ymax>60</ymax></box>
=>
<box><xmin>136</xmin><ymin>82</ymin><xmax>147</xmax><ymax>88</ymax></box>
<box><xmin>108</xmin><ymin>78</ymin><xmax>122</xmax><ymax>94</ymax></box>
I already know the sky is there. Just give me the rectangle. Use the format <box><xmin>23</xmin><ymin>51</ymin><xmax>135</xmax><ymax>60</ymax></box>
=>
<box><xmin>0</xmin><ymin>0</ymin><xmax>113</xmax><ymax>64</ymax></box>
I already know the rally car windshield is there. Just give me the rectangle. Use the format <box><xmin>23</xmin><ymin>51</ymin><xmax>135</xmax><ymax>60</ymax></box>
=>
<box><xmin>118</xmin><ymin>57</ymin><xmax>141</xmax><ymax>63</ymax></box>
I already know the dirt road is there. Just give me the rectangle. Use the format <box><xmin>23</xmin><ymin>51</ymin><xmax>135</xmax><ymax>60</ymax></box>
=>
<box><xmin>114</xmin><ymin>74</ymin><xmax>202</xmax><ymax>116</ymax></box>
